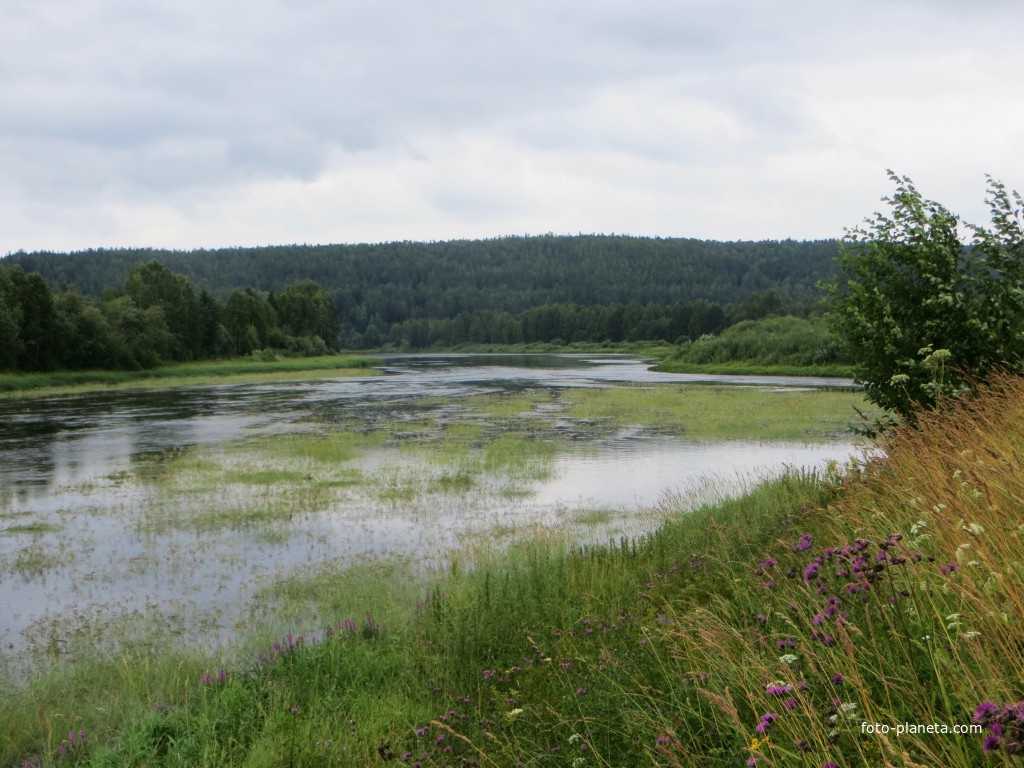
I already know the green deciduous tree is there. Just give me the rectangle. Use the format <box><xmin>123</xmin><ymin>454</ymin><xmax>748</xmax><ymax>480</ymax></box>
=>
<box><xmin>271</xmin><ymin>280</ymin><xmax>340</xmax><ymax>351</ymax></box>
<box><xmin>824</xmin><ymin>172</ymin><xmax>1024</xmax><ymax>420</ymax></box>
<box><xmin>125</xmin><ymin>260</ymin><xmax>203</xmax><ymax>361</ymax></box>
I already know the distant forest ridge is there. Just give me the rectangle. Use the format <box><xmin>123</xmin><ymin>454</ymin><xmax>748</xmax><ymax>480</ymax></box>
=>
<box><xmin>5</xmin><ymin>234</ymin><xmax>838</xmax><ymax>305</ymax></box>
<box><xmin>4</xmin><ymin>235</ymin><xmax>840</xmax><ymax>350</ymax></box>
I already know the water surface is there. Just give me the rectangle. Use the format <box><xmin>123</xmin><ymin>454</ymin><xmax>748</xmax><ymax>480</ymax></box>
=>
<box><xmin>0</xmin><ymin>355</ymin><xmax>862</xmax><ymax>657</ymax></box>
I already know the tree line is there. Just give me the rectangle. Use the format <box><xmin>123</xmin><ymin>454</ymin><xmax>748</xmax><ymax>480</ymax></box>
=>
<box><xmin>3</xmin><ymin>234</ymin><xmax>839</xmax><ymax>359</ymax></box>
<box><xmin>0</xmin><ymin>260</ymin><xmax>339</xmax><ymax>372</ymax></box>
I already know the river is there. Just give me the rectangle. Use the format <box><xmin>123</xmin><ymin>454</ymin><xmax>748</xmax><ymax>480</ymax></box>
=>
<box><xmin>0</xmin><ymin>355</ymin><xmax>865</xmax><ymax>659</ymax></box>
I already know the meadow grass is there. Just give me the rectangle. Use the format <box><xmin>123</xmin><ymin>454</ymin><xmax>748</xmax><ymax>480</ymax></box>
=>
<box><xmin>0</xmin><ymin>355</ymin><xmax>379</xmax><ymax>398</ymax></box>
<box><xmin>654</xmin><ymin>360</ymin><xmax>856</xmax><ymax>377</ymax></box>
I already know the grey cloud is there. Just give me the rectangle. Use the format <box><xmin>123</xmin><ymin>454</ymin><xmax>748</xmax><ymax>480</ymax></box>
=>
<box><xmin>3</xmin><ymin>0</ymin><xmax>1024</xmax><ymax>249</ymax></box>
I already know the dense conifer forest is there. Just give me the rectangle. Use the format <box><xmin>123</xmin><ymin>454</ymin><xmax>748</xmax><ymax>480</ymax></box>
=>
<box><xmin>1</xmin><ymin>235</ymin><xmax>839</xmax><ymax>369</ymax></box>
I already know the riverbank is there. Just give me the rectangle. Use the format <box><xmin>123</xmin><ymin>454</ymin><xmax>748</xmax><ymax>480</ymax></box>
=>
<box><xmin>3</xmin><ymin>373</ymin><xmax>1019</xmax><ymax>766</ymax></box>
<box><xmin>0</xmin><ymin>355</ymin><xmax>380</xmax><ymax>397</ymax></box>
<box><xmin>653</xmin><ymin>359</ymin><xmax>856</xmax><ymax>377</ymax></box>
<box><xmin>0</xmin><ymin>346</ymin><xmax>855</xmax><ymax>400</ymax></box>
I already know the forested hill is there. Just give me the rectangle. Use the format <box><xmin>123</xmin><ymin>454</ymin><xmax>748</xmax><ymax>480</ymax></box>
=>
<box><xmin>5</xmin><ymin>235</ymin><xmax>837</xmax><ymax>311</ymax></box>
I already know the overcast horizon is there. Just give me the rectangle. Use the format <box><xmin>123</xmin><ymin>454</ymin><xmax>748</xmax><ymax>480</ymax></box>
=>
<box><xmin>3</xmin><ymin>1</ymin><xmax>1023</xmax><ymax>256</ymax></box>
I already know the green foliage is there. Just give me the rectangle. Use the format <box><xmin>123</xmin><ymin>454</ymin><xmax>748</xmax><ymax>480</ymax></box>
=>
<box><xmin>125</xmin><ymin>260</ymin><xmax>204</xmax><ymax>361</ymax></box>
<box><xmin>270</xmin><ymin>280</ymin><xmax>340</xmax><ymax>352</ymax></box>
<box><xmin>667</xmin><ymin>315</ymin><xmax>847</xmax><ymax>368</ymax></box>
<box><xmin>0</xmin><ymin>259</ymin><xmax>344</xmax><ymax>373</ymax></box>
<box><xmin>6</xmin><ymin>235</ymin><xmax>837</xmax><ymax>347</ymax></box>
<box><xmin>824</xmin><ymin>172</ymin><xmax>1024</xmax><ymax>419</ymax></box>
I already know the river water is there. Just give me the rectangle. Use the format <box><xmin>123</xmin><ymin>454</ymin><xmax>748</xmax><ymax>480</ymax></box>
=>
<box><xmin>0</xmin><ymin>355</ymin><xmax>863</xmax><ymax>658</ymax></box>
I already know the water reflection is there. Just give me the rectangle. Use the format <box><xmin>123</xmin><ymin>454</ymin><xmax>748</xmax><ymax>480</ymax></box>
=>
<box><xmin>0</xmin><ymin>355</ymin><xmax>861</xmax><ymax>655</ymax></box>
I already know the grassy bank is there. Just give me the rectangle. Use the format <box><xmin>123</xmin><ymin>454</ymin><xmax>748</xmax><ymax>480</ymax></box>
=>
<box><xmin>0</xmin><ymin>355</ymin><xmax>380</xmax><ymax>398</ymax></box>
<box><xmin>3</xmin><ymin>375</ymin><xmax>1022</xmax><ymax>765</ymax></box>
<box><xmin>653</xmin><ymin>360</ymin><xmax>856</xmax><ymax>377</ymax></box>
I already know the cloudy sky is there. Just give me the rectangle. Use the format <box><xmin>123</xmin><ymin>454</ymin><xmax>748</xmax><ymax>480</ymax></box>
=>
<box><xmin>2</xmin><ymin>1</ymin><xmax>1023</xmax><ymax>255</ymax></box>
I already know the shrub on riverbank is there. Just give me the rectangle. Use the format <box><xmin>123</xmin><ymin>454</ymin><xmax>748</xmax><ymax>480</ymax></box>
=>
<box><xmin>658</xmin><ymin>316</ymin><xmax>853</xmax><ymax>376</ymax></box>
<box><xmin>4</xmin><ymin>375</ymin><xmax>1023</xmax><ymax>766</ymax></box>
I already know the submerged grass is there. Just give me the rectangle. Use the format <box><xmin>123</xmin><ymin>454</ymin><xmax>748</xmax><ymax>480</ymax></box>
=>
<box><xmin>0</xmin><ymin>522</ymin><xmax>58</xmax><ymax>535</ymax></box>
<box><xmin>565</xmin><ymin>383</ymin><xmax>876</xmax><ymax>440</ymax></box>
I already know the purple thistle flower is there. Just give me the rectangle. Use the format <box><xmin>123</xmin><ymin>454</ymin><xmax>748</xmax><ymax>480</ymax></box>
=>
<box><xmin>803</xmin><ymin>562</ymin><xmax>821</xmax><ymax>582</ymax></box>
<box><xmin>973</xmin><ymin>701</ymin><xmax>999</xmax><ymax>723</ymax></box>
<box><xmin>794</xmin><ymin>534</ymin><xmax>813</xmax><ymax>552</ymax></box>
<box><xmin>832</xmin><ymin>674</ymin><xmax>844</xmax><ymax>685</ymax></box>
<box><xmin>784</xmin><ymin>697</ymin><xmax>798</xmax><ymax>710</ymax></box>
<box><xmin>982</xmin><ymin>733</ymin><xmax>1001</xmax><ymax>752</ymax></box>
<box><xmin>766</xmin><ymin>684</ymin><xmax>793</xmax><ymax>696</ymax></box>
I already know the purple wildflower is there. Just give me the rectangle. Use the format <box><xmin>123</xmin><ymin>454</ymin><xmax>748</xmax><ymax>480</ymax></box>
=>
<box><xmin>973</xmin><ymin>701</ymin><xmax>999</xmax><ymax>723</ymax></box>
<box><xmin>803</xmin><ymin>562</ymin><xmax>821</xmax><ymax>582</ymax></box>
<box><xmin>755</xmin><ymin>712</ymin><xmax>780</xmax><ymax>734</ymax></box>
<box><xmin>794</xmin><ymin>534</ymin><xmax>813</xmax><ymax>552</ymax></box>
